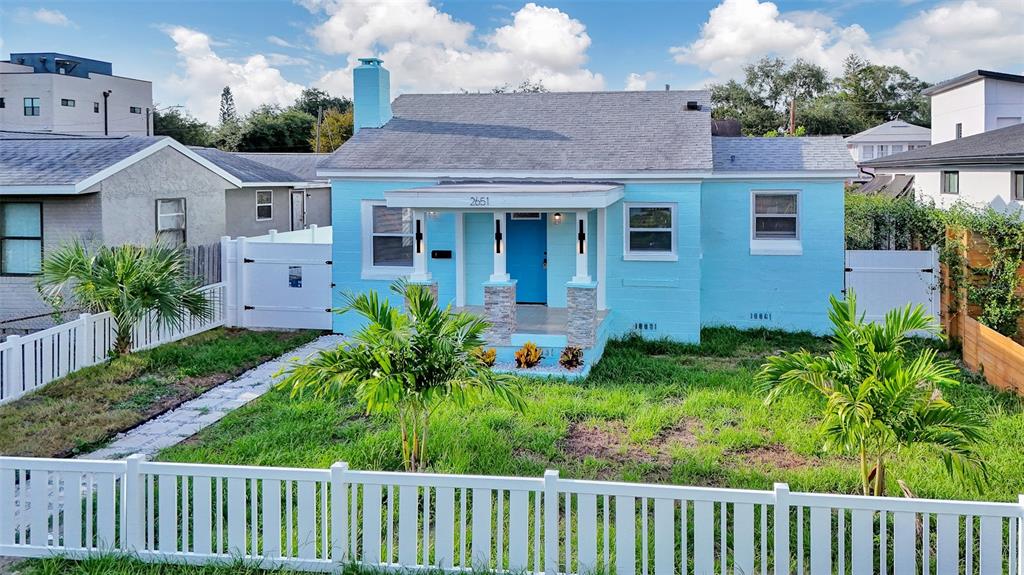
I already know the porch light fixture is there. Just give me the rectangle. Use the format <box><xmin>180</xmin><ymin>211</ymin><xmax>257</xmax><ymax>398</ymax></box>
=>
<box><xmin>415</xmin><ymin>219</ymin><xmax>423</xmax><ymax>254</ymax></box>
<box><xmin>553</xmin><ymin>212</ymin><xmax>562</xmax><ymax>225</ymax></box>
<box><xmin>494</xmin><ymin>219</ymin><xmax>503</xmax><ymax>254</ymax></box>
<box><xmin>577</xmin><ymin>219</ymin><xmax>586</xmax><ymax>254</ymax></box>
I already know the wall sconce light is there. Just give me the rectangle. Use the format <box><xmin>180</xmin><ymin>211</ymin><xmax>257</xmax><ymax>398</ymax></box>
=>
<box><xmin>577</xmin><ymin>219</ymin><xmax>586</xmax><ymax>254</ymax></box>
<box><xmin>553</xmin><ymin>212</ymin><xmax>563</xmax><ymax>225</ymax></box>
<box><xmin>415</xmin><ymin>219</ymin><xmax>423</xmax><ymax>254</ymax></box>
<box><xmin>426</xmin><ymin>210</ymin><xmax>440</xmax><ymax>220</ymax></box>
<box><xmin>494</xmin><ymin>219</ymin><xmax>503</xmax><ymax>254</ymax></box>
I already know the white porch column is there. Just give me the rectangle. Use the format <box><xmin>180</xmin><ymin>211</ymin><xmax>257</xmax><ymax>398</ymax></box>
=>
<box><xmin>489</xmin><ymin>211</ymin><xmax>510</xmax><ymax>282</ymax></box>
<box><xmin>572</xmin><ymin>211</ymin><xmax>591</xmax><ymax>283</ymax></box>
<box><xmin>409</xmin><ymin>209</ymin><xmax>431</xmax><ymax>282</ymax></box>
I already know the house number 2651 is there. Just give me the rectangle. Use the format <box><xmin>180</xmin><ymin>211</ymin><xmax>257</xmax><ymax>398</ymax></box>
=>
<box><xmin>470</xmin><ymin>196</ymin><xmax>490</xmax><ymax>206</ymax></box>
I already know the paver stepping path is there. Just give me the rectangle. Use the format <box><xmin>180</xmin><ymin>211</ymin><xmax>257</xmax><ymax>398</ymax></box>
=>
<box><xmin>82</xmin><ymin>334</ymin><xmax>345</xmax><ymax>460</ymax></box>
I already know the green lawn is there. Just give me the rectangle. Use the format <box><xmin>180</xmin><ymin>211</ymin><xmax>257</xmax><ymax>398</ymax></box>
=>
<box><xmin>0</xmin><ymin>328</ymin><xmax>320</xmax><ymax>458</ymax></box>
<box><xmin>158</xmin><ymin>327</ymin><xmax>1024</xmax><ymax>502</ymax></box>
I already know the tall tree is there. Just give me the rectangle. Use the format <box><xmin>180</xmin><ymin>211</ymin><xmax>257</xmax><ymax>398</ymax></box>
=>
<box><xmin>237</xmin><ymin>105</ymin><xmax>316</xmax><ymax>152</ymax></box>
<box><xmin>153</xmin><ymin>107</ymin><xmax>214</xmax><ymax>147</ymax></box>
<box><xmin>218</xmin><ymin>86</ymin><xmax>238</xmax><ymax>126</ymax></box>
<box><xmin>491</xmin><ymin>79</ymin><xmax>549</xmax><ymax>93</ymax></box>
<box><xmin>836</xmin><ymin>55</ymin><xmax>931</xmax><ymax>127</ymax></box>
<box><xmin>309</xmin><ymin>108</ymin><xmax>353</xmax><ymax>153</ymax></box>
<box><xmin>291</xmin><ymin>88</ymin><xmax>351</xmax><ymax>117</ymax></box>
<box><xmin>709</xmin><ymin>57</ymin><xmax>829</xmax><ymax>136</ymax></box>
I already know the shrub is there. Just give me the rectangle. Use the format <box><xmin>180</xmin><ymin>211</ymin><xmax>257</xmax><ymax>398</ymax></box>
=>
<box><xmin>473</xmin><ymin>347</ymin><xmax>497</xmax><ymax>367</ymax></box>
<box><xmin>514</xmin><ymin>342</ymin><xmax>543</xmax><ymax>368</ymax></box>
<box><xmin>559</xmin><ymin>346</ymin><xmax>584</xmax><ymax>370</ymax></box>
<box><xmin>844</xmin><ymin>193</ymin><xmax>943</xmax><ymax>250</ymax></box>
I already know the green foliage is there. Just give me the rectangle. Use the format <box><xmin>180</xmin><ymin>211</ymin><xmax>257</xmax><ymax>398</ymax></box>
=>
<box><xmin>836</xmin><ymin>54</ymin><xmax>931</xmax><ymax>128</ymax></box>
<box><xmin>238</xmin><ymin>105</ymin><xmax>316</xmax><ymax>153</ymax></box>
<box><xmin>491</xmin><ymin>79</ymin><xmax>548</xmax><ymax>93</ymax></box>
<box><xmin>153</xmin><ymin>107</ymin><xmax>214</xmax><ymax>147</ymax></box>
<box><xmin>37</xmin><ymin>242</ymin><xmax>212</xmax><ymax>354</ymax></box>
<box><xmin>844</xmin><ymin>192</ymin><xmax>944</xmax><ymax>250</ymax></box>
<box><xmin>756</xmin><ymin>293</ymin><xmax>988</xmax><ymax>496</ymax></box>
<box><xmin>276</xmin><ymin>281</ymin><xmax>524</xmax><ymax>471</ymax></box>
<box><xmin>291</xmin><ymin>87</ymin><xmax>351</xmax><ymax>117</ymax></box>
<box><xmin>514</xmin><ymin>342</ymin><xmax>544</xmax><ymax>368</ymax></box>
<box><xmin>309</xmin><ymin>108</ymin><xmax>353</xmax><ymax>153</ymax></box>
<box><xmin>218</xmin><ymin>87</ymin><xmax>238</xmax><ymax>126</ymax></box>
<box><xmin>559</xmin><ymin>346</ymin><xmax>584</xmax><ymax>370</ymax></box>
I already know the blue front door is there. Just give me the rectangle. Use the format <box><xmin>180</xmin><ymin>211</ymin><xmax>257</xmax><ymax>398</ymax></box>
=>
<box><xmin>506</xmin><ymin>213</ymin><xmax>547</xmax><ymax>303</ymax></box>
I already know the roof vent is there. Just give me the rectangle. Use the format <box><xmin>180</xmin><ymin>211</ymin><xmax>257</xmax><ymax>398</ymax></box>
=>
<box><xmin>686</xmin><ymin>101</ymin><xmax>700</xmax><ymax>111</ymax></box>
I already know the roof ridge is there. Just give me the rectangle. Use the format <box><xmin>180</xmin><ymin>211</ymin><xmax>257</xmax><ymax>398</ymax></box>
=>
<box><xmin>395</xmin><ymin>89</ymin><xmax>709</xmax><ymax>97</ymax></box>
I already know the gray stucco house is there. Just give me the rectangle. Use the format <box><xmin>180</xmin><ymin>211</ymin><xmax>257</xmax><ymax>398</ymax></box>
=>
<box><xmin>190</xmin><ymin>148</ymin><xmax>331</xmax><ymax>236</ymax></box>
<box><xmin>0</xmin><ymin>130</ymin><xmax>240</xmax><ymax>332</ymax></box>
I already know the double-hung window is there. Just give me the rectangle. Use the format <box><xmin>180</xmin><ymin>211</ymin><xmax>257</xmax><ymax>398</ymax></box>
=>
<box><xmin>23</xmin><ymin>97</ymin><xmax>40</xmax><ymax>116</ymax></box>
<box><xmin>256</xmin><ymin>190</ymin><xmax>273</xmax><ymax>221</ymax></box>
<box><xmin>941</xmin><ymin>171</ymin><xmax>959</xmax><ymax>195</ymax></box>
<box><xmin>877</xmin><ymin>144</ymin><xmax>889</xmax><ymax>157</ymax></box>
<box><xmin>362</xmin><ymin>201</ymin><xmax>413</xmax><ymax>278</ymax></box>
<box><xmin>751</xmin><ymin>191</ymin><xmax>801</xmax><ymax>255</ymax></box>
<box><xmin>861</xmin><ymin>145</ymin><xmax>874</xmax><ymax>160</ymax></box>
<box><xmin>1</xmin><ymin>203</ymin><xmax>43</xmax><ymax>275</ymax></box>
<box><xmin>156</xmin><ymin>198</ymin><xmax>186</xmax><ymax>245</ymax></box>
<box><xmin>623</xmin><ymin>203</ymin><xmax>676</xmax><ymax>261</ymax></box>
<box><xmin>1013</xmin><ymin>171</ymin><xmax>1024</xmax><ymax>201</ymax></box>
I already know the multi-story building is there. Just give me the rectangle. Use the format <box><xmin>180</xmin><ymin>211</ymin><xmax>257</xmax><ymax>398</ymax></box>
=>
<box><xmin>925</xmin><ymin>70</ymin><xmax>1024</xmax><ymax>144</ymax></box>
<box><xmin>0</xmin><ymin>52</ymin><xmax>153</xmax><ymax>136</ymax></box>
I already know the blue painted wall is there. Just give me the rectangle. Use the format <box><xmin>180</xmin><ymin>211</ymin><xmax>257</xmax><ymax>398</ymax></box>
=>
<box><xmin>464</xmin><ymin>213</ymin><xmax>492</xmax><ymax>307</ymax></box>
<box><xmin>604</xmin><ymin>183</ymin><xmax>703</xmax><ymax>342</ymax></box>
<box><xmin>700</xmin><ymin>180</ymin><xmax>845</xmax><ymax>334</ymax></box>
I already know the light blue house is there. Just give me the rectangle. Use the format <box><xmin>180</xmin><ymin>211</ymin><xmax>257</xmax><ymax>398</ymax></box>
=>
<box><xmin>318</xmin><ymin>58</ymin><xmax>857</xmax><ymax>369</ymax></box>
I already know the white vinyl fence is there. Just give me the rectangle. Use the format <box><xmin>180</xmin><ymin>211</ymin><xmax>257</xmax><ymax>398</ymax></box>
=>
<box><xmin>222</xmin><ymin>227</ymin><xmax>332</xmax><ymax>331</ymax></box>
<box><xmin>2</xmin><ymin>456</ymin><xmax>1022</xmax><ymax>574</ymax></box>
<box><xmin>0</xmin><ymin>283</ymin><xmax>226</xmax><ymax>405</ymax></box>
<box><xmin>845</xmin><ymin>249</ymin><xmax>940</xmax><ymax>323</ymax></box>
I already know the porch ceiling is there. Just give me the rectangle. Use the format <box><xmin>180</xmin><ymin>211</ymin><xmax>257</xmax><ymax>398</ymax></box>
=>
<box><xmin>384</xmin><ymin>182</ymin><xmax>624</xmax><ymax>210</ymax></box>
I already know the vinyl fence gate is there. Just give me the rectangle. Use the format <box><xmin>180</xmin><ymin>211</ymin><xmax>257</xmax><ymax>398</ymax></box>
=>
<box><xmin>844</xmin><ymin>249</ymin><xmax>941</xmax><ymax>323</ymax></box>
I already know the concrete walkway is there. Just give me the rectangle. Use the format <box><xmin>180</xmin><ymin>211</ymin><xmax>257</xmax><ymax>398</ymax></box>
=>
<box><xmin>82</xmin><ymin>333</ymin><xmax>345</xmax><ymax>460</ymax></box>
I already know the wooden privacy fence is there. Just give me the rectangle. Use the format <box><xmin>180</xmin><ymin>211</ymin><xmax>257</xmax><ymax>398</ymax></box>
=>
<box><xmin>2</xmin><ymin>456</ymin><xmax>1023</xmax><ymax>575</ymax></box>
<box><xmin>185</xmin><ymin>243</ymin><xmax>223</xmax><ymax>285</ymax></box>
<box><xmin>0</xmin><ymin>283</ymin><xmax>226</xmax><ymax>405</ymax></box>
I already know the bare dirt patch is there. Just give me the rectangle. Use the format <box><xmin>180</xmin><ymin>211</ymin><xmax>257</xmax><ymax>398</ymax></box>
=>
<box><xmin>733</xmin><ymin>444</ymin><xmax>809</xmax><ymax>470</ymax></box>
<box><xmin>559</xmin><ymin>418</ymin><xmax>701</xmax><ymax>466</ymax></box>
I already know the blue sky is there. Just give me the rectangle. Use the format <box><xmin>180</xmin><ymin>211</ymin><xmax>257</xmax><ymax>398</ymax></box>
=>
<box><xmin>2</xmin><ymin>0</ymin><xmax>1021</xmax><ymax>122</ymax></box>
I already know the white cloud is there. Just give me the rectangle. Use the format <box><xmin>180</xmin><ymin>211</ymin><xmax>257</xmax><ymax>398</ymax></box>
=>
<box><xmin>266</xmin><ymin>35</ymin><xmax>295</xmax><ymax>49</ymax></box>
<box><xmin>670</xmin><ymin>0</ymin><xmax>1024</xmax><ymax>83</ymax></box>
<box><xmin>306</xmin><ymin>0</ymin><xmax>604</xmax><ymax>97</ymax></box>
<box><xmin>32</xmin><ymin>8</ymin><xmax>72</xmax><ymax>27</ymax></box>
<box><xmin>163</xmin><ymin>26</ymin><xmax>305</xmax><ymax>123</ymax></box>
<box><xmin>266</xmin><ymin>53</ymin><xmax>311</xmax><ymax>67</ymax></box>
<box><xmin>625</xmin><ymin>72</ymin><xmax>656</xmax><ymax>91</ymax></box>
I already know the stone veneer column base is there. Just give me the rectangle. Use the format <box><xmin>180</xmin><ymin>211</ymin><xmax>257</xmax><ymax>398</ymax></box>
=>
<box><xmin>566</xmin><ymin>282</ymin><xmax>598</xmax><ymax>348</ymax></box>
<box><xmin>483</xmin><ymin>281</ymin><xmax>517</xmax><ymax>345</ymax></box>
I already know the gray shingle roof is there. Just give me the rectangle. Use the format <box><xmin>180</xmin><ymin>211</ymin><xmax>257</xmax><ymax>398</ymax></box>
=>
<box><xmin>320</xmin><ymin>90</ymin><xmax>713</xmax><ymax>173</ymax></box>
<box><xmin>844</xmin><ymin>120</ymin><xmax>930</xmax><ymax>143</ymax></box>
<box><xmin>235</xmin><ymin>152</ymin><xmax>329</xmax><ymax>183</ymax></box>
<box><xmin>712</xmin><ymin>136</ymin><xmax>857</xmax><ymax>172</ymax></box>
<box><xmin>0</xmin><ymin>131</ymin><xmax>167</xmax><ymax>186</ymax></box>
<box><xmin>190</xmin><ymin>147</ymin><xmax>305</xmax><ymax>184</ymax></box>
<box><xmin>862</xmin><ymin>123</ymin><xmax>1024</xmax><ymax>168</ymax></box>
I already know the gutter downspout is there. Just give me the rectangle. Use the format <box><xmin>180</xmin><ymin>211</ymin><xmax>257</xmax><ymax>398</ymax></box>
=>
<box><xmin>102</xmin><ymin>90</ymin><xmax>111</xmax><ymax>135</ymax></box>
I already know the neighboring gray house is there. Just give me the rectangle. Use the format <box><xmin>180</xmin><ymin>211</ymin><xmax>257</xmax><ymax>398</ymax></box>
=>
<box><xmin>0</xmin><ymin>130</ymin><xmax>240</xmax><ymax>332</ymax></box>
<box><xmin>236</xmin><ymin>152</ymin><xmax>332</xmax><ymax>229</ymax></box>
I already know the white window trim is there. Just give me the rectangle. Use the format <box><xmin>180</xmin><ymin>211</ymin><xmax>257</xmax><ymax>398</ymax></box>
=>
<box><xmin>361</xmin><ymin>200</ymin><xmax>415</xmax><ymax>280</ymax></box>
<box><xmin>861</xmin><ymin>145</ymin><xmax>874</xmax><ymax>160</ymax></box>
<box><xmin>255</xmin><ymin>190</ymin><xmax>274</xmax><ymax>221</ymax></box>
<box><xmin>750</xmin><ymin>190</ymin><xmax>802</xmax><ymax>256</ymax></box>
<box><xmin>156</xmin><ymin>198</ymin><xmax>186</xmax><ymax>232</ymax></box>
<box><xmin>622</xmin><ymin>202</ymin><xmax>678</xmax><ymax>262</ymax></box>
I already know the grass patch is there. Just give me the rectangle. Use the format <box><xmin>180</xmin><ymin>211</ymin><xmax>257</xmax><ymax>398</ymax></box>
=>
<box><xmin>159</xmin><ymin>326</ymin><xmax>1024</xmax><ymax>502</ymax></box>
<box><xmin>0</xmin><ymin>328</ymin><xmax>320</xmax><ymax>458</ymax></box>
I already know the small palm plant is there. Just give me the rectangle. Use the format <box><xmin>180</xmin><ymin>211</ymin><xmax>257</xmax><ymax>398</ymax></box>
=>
<box><xmin>277</xmin><ymin>280</ymin><xmax>525</xmax><ymax>472</ymax></box>
<box><xmin>755</xmin><ymin>292</ymin><xmax>987</xmax><ymax>496</ymax></box>
<box><xmin>37</xmin><ymin>241</ymin><xmax>212</xmax><ymax>355</ymax></box>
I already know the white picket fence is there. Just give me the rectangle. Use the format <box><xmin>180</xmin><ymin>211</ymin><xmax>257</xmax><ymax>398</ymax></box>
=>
<box><xmin>1</xmin><ymin>457</ymin><xmax>1022</xmax><ymax>574</ymax></box>
<box><xmin>0</xmin><ymin>283</ymin><xmax>227</xmax><ymax>405</ymax></box>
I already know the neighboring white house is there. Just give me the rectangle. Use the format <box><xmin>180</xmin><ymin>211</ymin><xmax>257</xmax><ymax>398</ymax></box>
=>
<box><xmin>925</xmin><ymin>70</ymin><xmax>1024</xmax><ymax>144</ymax></box>
<box><xmin>0</xmin><ymin>52</ymin><xmax>153</xmax><ymax>136</ymax></box>
<box><xmin>862</xmin><ymin>123</ymin><xmax>1024</xmax><ymax>211</ymax></box>
<box><xmin>845</xmin><ymin>120</ymin><xmax>930</xmax><ymax>164</ymax></box>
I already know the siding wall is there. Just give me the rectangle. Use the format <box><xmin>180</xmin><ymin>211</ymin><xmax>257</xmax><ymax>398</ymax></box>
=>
<box><xmin>225</xmin><ymin>186</ymin><xmax>293</xmax><ymax>237</ymax></box>
<box><xmin>876</xmin><ymin>166</ymin><xmax>1024</xmax><ymax>213</ymax></box>
<box><xmin>700</xmin><ymin>179</ymin><xmax>845</xmax><ymax>335</ymax></box>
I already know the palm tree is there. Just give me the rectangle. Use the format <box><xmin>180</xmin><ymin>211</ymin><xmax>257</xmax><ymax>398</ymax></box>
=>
<box><xmin>277</xmin><ymin>281</ymin><xmax>525</xmax><ymax>472</ymax></box>
<box><xmin>38</xmin><ymin>241</ymin><xmax>213</xmax><ymax>355</ymax></box>
<box><xmin>755</xmin><ymin>292</ymin><xmax>987</xmax><ymax>496</ymax></box>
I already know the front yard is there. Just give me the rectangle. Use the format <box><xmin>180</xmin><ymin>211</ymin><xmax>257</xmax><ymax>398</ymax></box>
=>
<box><xmin>0</xmin><ymin>328</ymin><xmax>320</xmax><ymax>458</ymax></box>
<box><xmin>158</xmin><ymin>327</ymin><xmax>1024</xmax><ymax>503</ymax></box>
